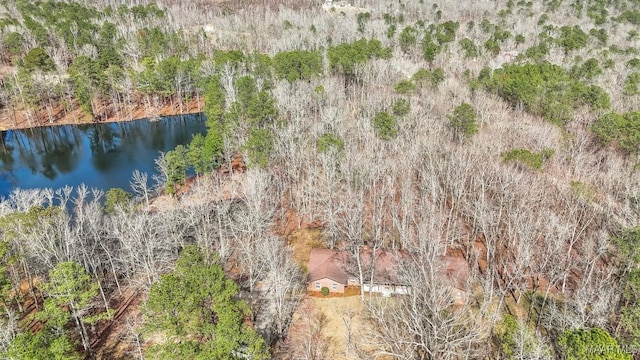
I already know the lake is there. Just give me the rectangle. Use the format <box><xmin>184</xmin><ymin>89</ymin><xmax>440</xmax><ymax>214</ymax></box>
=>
<box><xmin>0</xmin><ymin>113</ymin><xmax>207</xmax><ymax>198</ymax></box>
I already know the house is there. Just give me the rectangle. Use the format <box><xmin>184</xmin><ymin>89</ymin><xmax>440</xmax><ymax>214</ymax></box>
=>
<box><xmin>321</xmin><ymin>0</ymin><xmax>370</xmax><ymax>14</ymax></box>
<box><xmin>359</xmin><ymin>248</ymin><xmax>411</xmax><ymax>296</ymax></box>
<box><xmin>307</xmin><ymin>249</ymin><xmax>356</xmax><ymax>294</ymax></box>
<box><xmin>307</xmin><ymin>248</ymin><xmax>470</xmax><ymax>299</ymax></box>
<box><xmin>306</xmin><ymin>248</ymin><xmax>410</xmax><ymax>296</ymax></box>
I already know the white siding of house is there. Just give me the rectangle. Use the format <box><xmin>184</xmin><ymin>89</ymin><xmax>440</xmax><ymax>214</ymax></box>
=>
<box><xmin>362</xmin><ymin>284</ymin><xmax>410</xmax><ymax>297</ymax></box>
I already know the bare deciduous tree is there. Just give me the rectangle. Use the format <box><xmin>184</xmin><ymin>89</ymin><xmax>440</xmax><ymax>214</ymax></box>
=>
<box><xmin>362</xmin><ymin>253</ymin><xmax>489</xmax><ymax>359</ymax></box>
<box><xmin>130</xmin><ymin>170</ymin><xmax>150</xmax><ymax>209</ymax></box>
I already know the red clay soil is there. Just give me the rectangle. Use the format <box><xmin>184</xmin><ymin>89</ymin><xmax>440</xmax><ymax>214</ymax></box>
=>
<box><xmin>20</xmin><ymin>296</ymin><xmax>45</xmax><ymax>334</ymax></box>
<box><xmin>0</xmin><ymin>96</ymin><xmax>204</xmax><ymax>131</ymax></box>
<box><xmin>91</xmin><ymin>287</ymin><xmax>144</xmax><ymax>360</ymax></box>
<box><xmin>218</xmin><ymin>152</ymin><xmax>247</xmax><ymax>175</ymax></box>
<box><xmin>277</xmin><ymin>202</ymin><xmax>324</xmax><ymax>236</ymax></box>
<box><xmin>5</xmin><ymin>279</ymin><xmax>45</xmax><ymax>334</ymax></box>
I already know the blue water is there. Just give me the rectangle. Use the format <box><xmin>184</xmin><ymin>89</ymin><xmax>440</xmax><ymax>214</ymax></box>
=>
<box><xmin>0</xmin><ymin>113</ymin><xmax>206</xmax><ymax>197</ymax></box>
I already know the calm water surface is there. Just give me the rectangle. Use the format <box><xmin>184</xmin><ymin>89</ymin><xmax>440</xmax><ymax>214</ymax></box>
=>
<box><xmin>0</xmin><ymin>114</ymin><xmax>206</xmax><ymax>197</ymax></box>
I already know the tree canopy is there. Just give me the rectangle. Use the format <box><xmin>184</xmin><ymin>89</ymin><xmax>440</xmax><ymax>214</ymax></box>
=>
<box><xmin>143</xmin><ymin>245</ymin><xmax>269</xmax><ymax>360</ymax></box>
<box><xmin>4</xmin><ymin>261</ymin><xmax>97</xmax><ymax>360</ymax></box>
<box><xmin>557</xmin><ymin>328</ymin><xmax>631</xmax><ymax>360</ymax></box>
<box><xmin>448</xmin><ymin>102</ymin><xmax>479</xmax><ymax>139</ymax></box>
<box><xmin>328</xmin><ymin>38</ymin><xmax>392</xmax><ymax>76</ymax></box>
<box><xmin>480</xmin><ymin>62</ymin><xmax>610</xmax><ymax>125</ymax></box>
<box><xmin>592</xmin><ymin>112</ymin><xmax>640</xmax><ymax>154</ymax></box>
<box><xmin>273</xmin><ymin>50</ymin><xmax>322</xmax><ymax>82</ymax></box>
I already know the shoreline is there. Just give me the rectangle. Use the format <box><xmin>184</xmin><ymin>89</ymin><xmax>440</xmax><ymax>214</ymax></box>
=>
<box><xmin>0</xmin><ymin>97</ymin><xmax>205</xmax><ymax>132</ymax></box>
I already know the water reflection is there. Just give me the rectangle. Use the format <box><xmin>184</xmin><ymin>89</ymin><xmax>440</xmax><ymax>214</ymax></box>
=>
<box><xmin>0</xmin><ymin>114</ymin><xmax>206</xmax><ymax>196</ymax></box>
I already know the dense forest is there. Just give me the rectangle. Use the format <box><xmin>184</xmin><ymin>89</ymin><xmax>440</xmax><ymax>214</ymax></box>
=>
<box><xmin>2</xmin><ymin>0</ymin><xmax>640</xmax><ymax>358</ymax></box>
